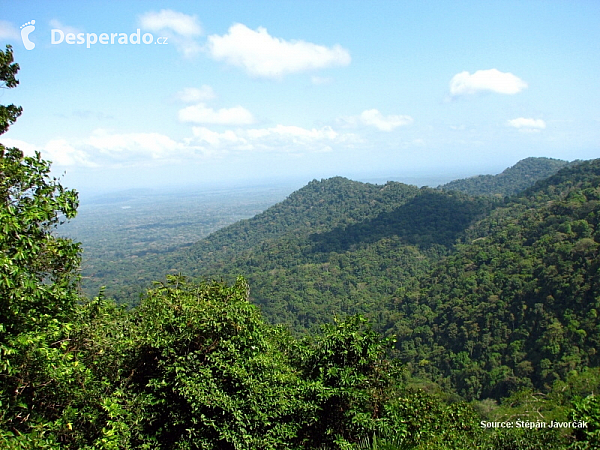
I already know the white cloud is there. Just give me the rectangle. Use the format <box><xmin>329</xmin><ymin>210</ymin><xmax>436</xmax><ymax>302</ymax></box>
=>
<box><xmin>191</xmin><ymin>127</ymin><xmax>247</xmax><ymax>146</ymax></box>
<box><xmin>359</xmin><ymin>109</ymin><xmax>413</xmax><ymax>131</ymax></box>
<box><xmin>139</xmin><ymin>10</ymin><xmax>202</xmax><ymax>57</ymax></box>
<box><xmin>507</xmin><ymin>117</ymin><xmax>546</xmax><ymax>132</ymax></box>
<box><xmin>139</xmin><ymin>10</ymin><xmax>202</xmax><ymax>37</ymax></box>
<box><xmin>206</xmin><ymin>23</ymin><xmax>351</xmax><ymax>78</ymax></box>
<box><xmin>87</xmin><ymin>129</ymin><xmax>185</xmax><ymax>160</ymax></box>
<box><xmin>45</xmin><ymin>139</ymin><xmax>97</xmax><ymax>166</ymax></box>
<box><xmin>2</xmin><ymin>123</ymin><xmax>357</xmax><ymax>169</ymax></box>
<box><xmin>191</xmin><ymin>124</ymin><xmax>342</xmax><ymax>153</ymax></box>
<box><xmin>175</xmin><ymin>86</ymin><xmax>216</xmax><ymax>103</ymax></box>
<box><xmin>450</xmin><ymin>69</ymin><xmax>528</xmax><ymax>96</ymax></box>
<box><xmin>338</xmin><ymin>109</ymin><xmax>413</xmax><ymax>131</ymax></box>
<box><xmin>0</xmin><ymin>20</ymin><xmax>19</xmax><ymax>41</ymax></box>
<box><xmin>178</xmin><ymin>103</ymin><xmax>255</xmax><ymax>125</ymax></box>
<box><xmin>1</xmin><ymin>137</ymin><xmax>96</xmax><ymax>166</ymax></box>
<box><xmin>0</xmin><ymin>138</ymin><xmax>39</xmax><ymax>156</ymax></box>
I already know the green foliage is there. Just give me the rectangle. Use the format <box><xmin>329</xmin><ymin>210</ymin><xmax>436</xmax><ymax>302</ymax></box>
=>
<box><xmin>309</xmin><ymin>189</ymin><xmax>493</xmax><ymax>251</ymax></box>
<box><xmin>0</xmin><ymin>48</ymin><xmax>83</xmax><ymax>443</ymax></box>
<box><xmin>295</xmin><ymin>315</ymin><xmax>401</xmax><ymax>447</ymax></box>
<box><xmin>570</xmin><ymin>395</ymin><xmax>600</xmax><ymax>448</ymax></box>
<box><xmin>380</xmin><ymin>389</ymin><xmax>483</xmax><ymax>449</ymax></box>
<box><xmin>390</xmin><ymin>159</ymin><xmax>600</xmax><ymax>400</ymax></box>
<box><xmin>116</xmin><ymin>179</ymin><xmax>495</xmax><ymax>336</ymax></box>
<box><xmin>69</xmin><ymin>277</ymin><xmax>407</xmax><ymax>449</ymax></box>
<box><xmin>0</xmin><ymin>146</ymin><xmax>80</xmax><ymax>337</ymax></box>
<box><xmin>0</xmin><ymin>45</ymin><xmax>22</xmax><ymax>135</ymax></box>
<box><xmin>118</xmin><ymin>275</ymin><xmax>317</xmax><ymax>449</ymax></box>
<box><xmin>440</xmin><ymin>157</ymin><xmax>572</xmax><ymax>197</ymax></box>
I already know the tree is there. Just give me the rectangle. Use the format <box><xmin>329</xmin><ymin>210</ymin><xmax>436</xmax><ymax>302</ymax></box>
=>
<box><xmin>0</xmin><ymin>146</ymin><xmax>80</xmax><ymax>336</ymax></box>
<box><xmin>0</xmin><ymin>42</ymin><xmax>80</xmax><ymax>340</ymax></box>
<box><xmin>112</xmin><ymin>276</ymin><xmax>319</xmax><ymax>449</ymax></box>
<box><xmin>0</xmin><ymin>45</ymin><xmax>22</xmax><ymax>135</ymax></box>
<box><xmin>0</xmin><ymin>44</ymin><xmax>82</xmax><ymax>444</ymax></box>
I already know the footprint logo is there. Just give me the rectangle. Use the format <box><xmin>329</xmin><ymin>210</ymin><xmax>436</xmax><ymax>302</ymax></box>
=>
<box><xmin>21</xmin><ymin>20</ymin><xmax>36</xmax><ymax>50</ymax></box>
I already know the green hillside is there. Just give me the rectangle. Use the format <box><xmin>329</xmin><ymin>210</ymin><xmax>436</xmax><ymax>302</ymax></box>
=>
<box><xmin>146</xmin><ymin>158</ymin><xmax>576</xmax><ymax>336</ymax></box>
<box><xmin>149</xmin><ymin>158</ymin><xmax>600</xmax><ymax>404</ymax></box>
<box><xmin>152</xmin><ymin>180</ymin><xmax>496</xmax><ymax>332</ymax></box>
<box><xmin>390</xmin><ymin>159</ymin><xmax>600</xmax><ymax>399</ymax></box>
<box><xmin>85</xmin><ymin>155</ymin><xmax>600</xmax><ymax>402</ymax></box>
<box><xmin>439</xmin><ymin>156</ymin><xmax>572</xmax><ymax>196</ymax></box>
<box><xmin>79</xmin><ymin>157</ymin><xmax>575</xmax><ymax>306</ymax></box>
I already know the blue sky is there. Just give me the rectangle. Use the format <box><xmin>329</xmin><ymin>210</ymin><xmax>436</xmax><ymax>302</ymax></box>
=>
<box><xmin>1</xmin><ymin>0</ymin><xmax>599</xmax><ymax>195</ymax></box>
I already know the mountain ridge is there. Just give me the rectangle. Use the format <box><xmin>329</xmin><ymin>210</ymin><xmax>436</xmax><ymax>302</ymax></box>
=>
<box><xmin>439</xmin><ymin>156</ymin><xmax>572</xmax><ymax>196</ymax></box>
<box><xmin>390</xmin><ymin>158</ymin><xmax>600</xmax><ymax>399</ymax></box>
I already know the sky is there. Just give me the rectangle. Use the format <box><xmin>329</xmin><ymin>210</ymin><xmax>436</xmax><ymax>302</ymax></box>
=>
<box><xmin>1</xmin><ymin>0</ymin><xmax>599</xmax><ymax>196</ymax></box>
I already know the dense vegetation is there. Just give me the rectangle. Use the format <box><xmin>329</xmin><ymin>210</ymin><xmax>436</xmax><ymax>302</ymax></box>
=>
<box><xmin>390</xmin><ymin>160</ymin><xmax>600</xmax><ymax>400</ymax></box>
<box><xmin>2</xmin><ymin>45</ymin><xmax>600</xmax><ymax>448</ymax></box>
<box><xmin>68</xmin><ymin>156</ymin><xmax>574</xmax><ymax>307</ymax></box>
<box><xmin>114</xmin><ymin>179</ymin><xmax>498</xmax><ymax>332</ymax></box>
<box><xmin>439</xmin><ymin>156</ymin><xmax>572</xmax><ymax>196</ymax></box>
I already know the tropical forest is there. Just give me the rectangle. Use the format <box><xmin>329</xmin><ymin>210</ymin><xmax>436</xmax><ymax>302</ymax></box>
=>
<box><xmin>1</xmin><ymin>44</ymin><xmax>600</xmax><ymax>449</ymax></box>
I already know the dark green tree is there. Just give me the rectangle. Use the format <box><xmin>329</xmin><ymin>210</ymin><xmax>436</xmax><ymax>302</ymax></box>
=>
<box><xmin>0</xmin><ymin>45</ymin><xmax>22</xmax><ymax>135</ymax></box>
<box><xmin>0</xmin><ymin>44</ymin><xmax>83</xmax><ymax>446</ymax></box>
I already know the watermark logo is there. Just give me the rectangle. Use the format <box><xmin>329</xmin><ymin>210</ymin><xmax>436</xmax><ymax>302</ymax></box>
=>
<box><xmin>51</xmin><ymin>28</ymin><xmax>168</xmax><ymax>48</ymax></box>
<box><xmin>18</xmin><ymin>21</ymin><xmax>168</xmax><ymax>50</ymax></box>
<box><xmin>21</xmin><ymin>20</ymin><xmax>36</xmax><ymax>50</ymax></box>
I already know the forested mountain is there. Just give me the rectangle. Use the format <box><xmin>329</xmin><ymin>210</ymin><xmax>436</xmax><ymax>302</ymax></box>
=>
<box><xmin>139</xmin><ymin>157</ymin><xmax>600</xmax><ymax>404</ymax></box>
<box><xmin>83</xmin><ymin>157</ymin><xmax>576</xmax><ymax>306</ymax></box>
<box><xmin>389</xmin><ymin>158</ymin><xmax>600</xmax><ymax>400</ymax></box>
<box><xmin>6</xmin><ymin>151</ymin><xmax>600</xmax><ymax>450</ymax></box>
<box><xmin>439</xmin><ymin>156</ymin><xmax>572</xmax><ymax>196</ymax></box>
<box><xmin>144</xmin><ymin>179</ymin><xmax>497</xmax><ymax>332</ymax></box>
<box><xmin>64</xmin><ymin>153</ymin><xmax>599</xmax><ymax>401</ymax></box>
<box><xmin>92</xmin><ymin>177</ymin><xmax>419</xmax><ymax>300</ymax></box>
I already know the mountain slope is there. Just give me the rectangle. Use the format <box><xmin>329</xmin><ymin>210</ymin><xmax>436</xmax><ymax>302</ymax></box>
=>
<box><xmin>95</xmin><ymin>157</ymin><xmax>568</xmax><ymax>305</ymax></box>
<box><xmin>439</xmin><ymin>157</ymin><xmax>572</xmax><ymax>196</ymax></box>
<box><xmin>390</xmin><ymin>158</ymin><xmax>600</xmax><ymax>400</ymax></box>
<box><xmin>155</xmin><ymin>182</ymin><xmax>497</xmax><ymax>331</ymax></box>
<box><xmin>97</xmin><ymin>177</ymin><xmax>422</xmax><ymax>302</ymax></box>
<box><xmin>97</xmin><ymin>156</ymin><xmax>600</xmax><ymax>401</ymax></box>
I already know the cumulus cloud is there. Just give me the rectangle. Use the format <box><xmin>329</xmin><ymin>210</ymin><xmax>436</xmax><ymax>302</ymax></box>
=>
<box><xmin>1</xmin><ymin>137</ymin><xmax>96</xmax><ymax>167</ymax></box>
<box><xmin>191</xmin><ymin>127</ymin><xmax>250</xmax><ymax>149</ymax></box>
<box><xmin>87</xmin><ymin>129</ymin><xmax>186</xmax><ymax>160</ymax></box>
<box><xmin>359</xmin><ymin>109</ymin><xmax>413</xmax><ymax>131</ymax></box>
<box><xmin>338</xmin><ymin>109</ymin><xmax>413</xmax><ymax>132</ymax></box>
<box><xmin>139</xmin><ymin>9</ymin><xmax>202</xmax><ymax>36</ymax></box>
<box><xmin>450</xmin><ymin>69</ymin><xmax>528</xmax><ymax>96</ymax></box>
<box><xmin>190</xmin><ymin>124</ymin><xmax>344</xmax><ymax>153</ymax></box>
<box><xmin>507</xmin><ymin>117</ymin><xmax>546</xmax><ymax>132</ymax></box>
<box><xmin>175</xmin><ymin>86</ymin><xmax>216</xmax><ymax>103</ymax></box>
<box><xmin>178</xmin><ymin>104</ymin><xmax>255</xmax><ymax>125</ymax></box>
<box><xmin>45</xmin><ymin>139</ymin><xmax>97</xmax><ymax>166</ymax></box>
<box><xmin>2</xmin><ymin>122</ymin><xmax>359</xmax><ymax>169</ymax></box>
<box><xmin>0</xmin><ymin>20</ymin><xmax>19</xmax><ymax>41</ymax></box>
<box><xmin>139</xmin><ymin>9</ymin><xmax>202</xmax><ymax>57</ymax></box>
<box><xmin>3</xmin><ymin>130</ymin><xmax>197</xmax><ymax>167</ymax></box>
<box><xmin>206</xmin><ymin>23</ymin><xmax>351</xmax><ymax>78</ymax></box>
<box><xmin>1</xmin><ymin>138</ymin><xmax>40</xmax><ymax>157</ymax></box>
